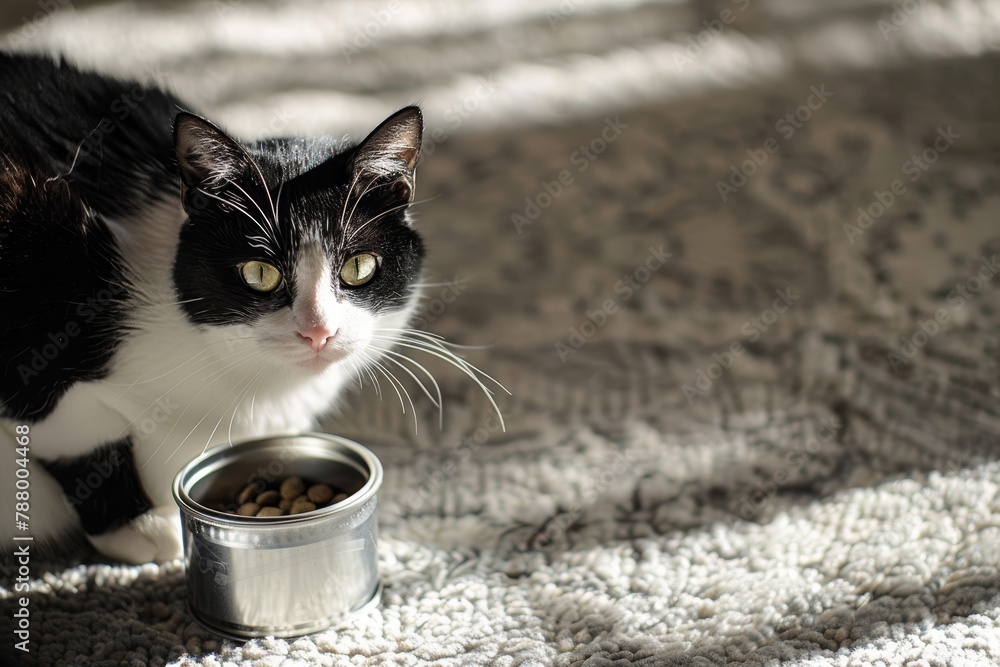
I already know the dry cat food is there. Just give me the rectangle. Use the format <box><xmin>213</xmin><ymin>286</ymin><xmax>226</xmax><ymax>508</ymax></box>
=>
<box><xmin>216</xmin><ymin>476</ymin><xmax>351</xmax><ymax>517</ymax></box>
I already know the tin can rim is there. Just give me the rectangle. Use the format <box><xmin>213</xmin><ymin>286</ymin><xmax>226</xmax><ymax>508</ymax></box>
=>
<box><xmin>171</xmin><ymin>432</ymin><xmax>383</xmax><ymax>527</ymax></box>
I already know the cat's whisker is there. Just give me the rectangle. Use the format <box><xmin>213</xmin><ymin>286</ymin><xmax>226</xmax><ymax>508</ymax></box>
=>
<box><xmin>338</xmin><ymin>171</ymin><xmax>364</xmax><ymax>235</ymax></box>
<box><xmin>219</xmin><ymin>369</ymin><xmax>259</xmax><ymax>454</ymax></box>
<box><xmin>223</xmin><ymin>364</ymin><xmax>271</xmax><ymax>450</ymax></box>
<box><xmin>412</xmin><ymin>280</ymin><xmax>467</xmax><ymax>288</ymax></box>
<box><xmin>353</xmin><ymin>352</ymin><xmax>384</xmax><ymax>400</ymax></box>
<box><xmin>216</xmin><ymin>189</ymin><xmax>255</xmax><ymax>218</ymax></box>
<box><xmin>342</xmin><ymin>176</ymin><xmax>388</xmax><ymax>245</ymax></box>
<box><xmin>420</xmin><ymin>340</ymin><xmax>497</xmax><ymax>351</ymax></box>
<box><xmin>382</xmin><ymin>329</ymin><xmax>507</xmax><ymax>366</ymax></box>
<box><xmin>375</xmin><ymin>329</ymin><xmax>509</xmax><ymax>393</ymax></box>
<box><xmin>167</xmin><ymin>358</ymin><xmax>269</xmax><ymax>464</ymax></box>
<box><xmin>226</xmin><ymin>179</ymin><xmax>277</xmax><ymax>243</ymax></box>
<box><xmin>365</xmin><ymin>366</ymin><xmax>383</xmax><ymax>399</ymax></box>
<box><xmin>347</xmin><ymin>356</ymin><xmax>374</xmax><ymax>396</ymax></box>
<box><xmin>129</xmin><ymin>346</ymin><xmax>268</xmax><ymax>460</ymax></box>
<box><xmin>410</xmin><ymin>193</ymin><xmax>444</xmax><ymax>207</ymax></box>
<box><xmin>378</xmin><ymin>327</ymin><xmax>447</xmax><ymax>341</ymax></box>
<box><xmin>104</xmin><ymin>338</ymin><xmax>239</xmax><ymax>391</ymax></box>
<box><xmin>243</xmin><ymin>157</ymin><xmax>279</xmax><ymax>235</ymax></box>
<box><xmin>343</xmin><ymin>357</ymin><xmax>362</xmax><ymax>390</ymax></box>
<box><xmin>47</xmin><ymin>119</ymin><xmax>103</xmax><ymax>181</ymax></box>
<box><xmin>196</xmin><ymin>186</ymin><xmax>273</xmax><ymax>244</ymax></box>
<box><xmin>344</xmin><ymin>193</ymin><xmax>436</xmax><ymax>246</ymax></box>
<box><xmin>248</xmin><ymin>363</ymin><xmax>266</xmax><ymax>424</ymax></box>
<box><xmin>103</xmin><ymin>334</ymin><xmax>262</xmax><ymax>391</ymax></box>
<box><xmin>368</xmin><ymin>346</ymin><xmax>444</xmax><ymax>428</ymax></box>
<box><xmin>381</xmin><ymin>326</ymin><xmax>498</xmax><ymax>351</ymax></box>
<box><xmin>377</xmin><ymin>348</ymin><xmax>443</xmax><ymax>409</ymax></box>
<box><xmin>126</xmin><ymin>346</ymin><xmax>269</xmax><ymax>448</ymax></box>
<box><xmin>373</xmin><ymin>332</ymin><xmax>498</xmax><ymax>380</ymax></box>
<box><xmin>343</xmin><ymin>182</ymin><xmax>441</xmax><ymax>247</ymax></box>
<box><xmin>369</xmin><ymin>357</ymin><xmax>407</xmax><ymax>414</ymax></box>
<box><xmin>195</xmin><ymin>186</ymin><xmax>253</xmax><ymax>219</ymax></box>
<box><xmin>378</xmin><ymin>327</ymin><xmax>466</xmax><ymax>344</ymax></box>
<box><xmin>143</xmin><ymin>348</ymin><xmax>270</xmax><ymax>469</ymax></box>
<box><xmin>273</xmin><ymin>181</ymin><xmax>285</xmax><ymax>235</ymax></box>
<box><xmin>371</xmin><ymin>331</ymin><xmax>507</xmax><ymax>430</ymax></box>
<box><xmin>368</xmin><ymin>358</ymin><xmax>419</xmax><ymax>434</ymax></box>
<box><xmin>130</xmin><ymin>296</ymin><xmax>206</xmax><ymax>309</ymax></box>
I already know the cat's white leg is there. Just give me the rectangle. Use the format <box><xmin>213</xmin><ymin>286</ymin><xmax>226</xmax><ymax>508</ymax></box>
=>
<box><xmin>86</xmin><ymin>505</ymin><xmax>182</xmax><ymax>564</ymax></box>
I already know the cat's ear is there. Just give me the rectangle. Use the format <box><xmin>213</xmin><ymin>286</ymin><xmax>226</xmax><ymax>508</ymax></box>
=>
<box><xmin>174</xmin><ymin>112</ymin><xmax>257</xmax><ymax>192</ymax></box>
<box><xmin>349</xmin><ymin>106</ymin><xmax>422</xmax><ymax>202</ymax></box>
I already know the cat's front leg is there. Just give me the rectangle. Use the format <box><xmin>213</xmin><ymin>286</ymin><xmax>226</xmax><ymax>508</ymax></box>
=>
<box><xmin>86</xmin><ymin>505</ymin><xmax>182</xmax><ymax>564</ymax></box>
<box><xmin>42</xmin><ymin>438</ymin><xmax>182</xmax><ymax>564</ymax></box>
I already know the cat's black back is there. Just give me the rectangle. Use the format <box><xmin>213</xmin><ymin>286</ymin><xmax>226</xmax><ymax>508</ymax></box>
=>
<box><xmin>0</xmin><ymin>53</ymin><xmax>172</xmax><ymax>419</ymax></box>
<box><xmin>0</xmin><ymin>52</ymin><xmax>181</xmax><ymax>217</ymax></box>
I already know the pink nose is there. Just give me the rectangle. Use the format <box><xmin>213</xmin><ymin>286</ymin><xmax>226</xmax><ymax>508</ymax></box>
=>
<box><xmin>297</xmin><ymin>325</ymin><xmax>334</xmax><ymax>352</ymax></box>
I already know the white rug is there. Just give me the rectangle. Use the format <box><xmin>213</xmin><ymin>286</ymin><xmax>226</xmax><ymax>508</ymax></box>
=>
<box><xmin>3</xmin><ymin>0</ymin><xmax>1000</xmax><ymax>665</ymax></box>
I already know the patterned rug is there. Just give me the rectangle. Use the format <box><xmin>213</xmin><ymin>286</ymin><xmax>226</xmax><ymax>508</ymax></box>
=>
<box><xmin>2</xmin><ymin>0</ymin><xmax>1000</xmax><ymax>664</ymax></box>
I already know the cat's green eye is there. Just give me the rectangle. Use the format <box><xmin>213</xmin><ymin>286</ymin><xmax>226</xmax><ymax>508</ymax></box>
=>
<box><xmin>340</xmin><ymin>252</ymin><xmax>379</xmax><ymax>287</ymax></box>
<box><xmin>239</xmin><ymin>260</ymin><xmax>282</xmax><ymax>292</ymax></box>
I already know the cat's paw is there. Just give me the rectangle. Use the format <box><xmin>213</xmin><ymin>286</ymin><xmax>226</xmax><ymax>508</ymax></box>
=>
<box><xmin>87</xmin><ymin>506</ymin><xmax>183</xmax><ymax>564</ymax></box>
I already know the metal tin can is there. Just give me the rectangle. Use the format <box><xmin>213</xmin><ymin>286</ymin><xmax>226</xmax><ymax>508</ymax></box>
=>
<box><xmin>171</xmin><ymin>433</ymin><xmax>383</xmax><ymax>638</ymax></box>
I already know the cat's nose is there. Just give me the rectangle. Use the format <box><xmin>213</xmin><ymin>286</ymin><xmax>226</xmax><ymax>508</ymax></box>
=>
<box><xmin>297</xmin><ymin>325</ymin><xmax>335</xmax><ymax>352</ymax></box>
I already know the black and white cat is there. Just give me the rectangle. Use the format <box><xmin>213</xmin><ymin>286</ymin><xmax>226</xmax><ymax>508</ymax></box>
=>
<box><xmin>0</xmin><ymin>52</ymin><xmax>463</xmax><ymax>563</ymax></box>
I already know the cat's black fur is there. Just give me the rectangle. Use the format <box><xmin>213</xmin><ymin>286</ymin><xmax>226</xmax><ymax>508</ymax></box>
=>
<box><xmin>0</xmin><ymin>53</ymin><xmax>177</xmax><ymax>421</ymax></box>
<box><xmin>0</xmin><ymin>148</ymin><xmax>131</xmax><ymax>422</ymax></box>
<box><xmin>0</xmin><ymin>52</ymin><xmax>180</xmax><ymax>218</ymax></box>
<box><xmin>42</xmin><ymin>439</ymin><xmax>152</xmax><ymax>534</ymax></box>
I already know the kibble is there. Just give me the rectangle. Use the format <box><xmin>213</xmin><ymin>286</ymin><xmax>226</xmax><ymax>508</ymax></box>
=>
<box><xmin>223</xmin><ymin>476</ymin><xmax>352</xmax><ymax>518</ymax></box>
<box><xmin>279</xmin><ymin>476</ymin><xmax>305</xmax><ymax>500</ymax></box>
<box><xmin>290</xmin><ymin>499</ymin><xmax>317</xmax><ymax>515</ymax></box>
<box><xmin>307</xmin><ymin>484</ymin><xmax>334</xmax><ymax>504</ymax></box>
<box><xmin>237</xmin><ymin>480</ymin><xmax>266</xmax><ymax>505</ymax></box>
<box><xmin>256</xmin><ymin>507</ymin><xmax>285</xmax><ymax>517</ymax></box>
<box><xmin>255</xmin><ymin>490</ymin><xmax>281</xmax><ymax>507</ymax></box>
<box><xmin>236</xmin><ymin>503</ymin><xmax>260</xmax><ymax>516</ymax></box>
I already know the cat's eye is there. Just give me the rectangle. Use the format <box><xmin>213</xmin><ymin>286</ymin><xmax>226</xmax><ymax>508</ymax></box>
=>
<box><xmin>340</xmin><ymin>252</ymin><xmax>379</xmax><ymax>287</ymax></box>
<box><xmin>239</xmin><ymin>261</ymin><xmax>282</xmax><ymax>292</ymax></box>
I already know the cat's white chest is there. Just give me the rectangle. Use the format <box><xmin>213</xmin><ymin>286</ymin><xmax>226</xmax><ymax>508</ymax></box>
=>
<box><xmin>34</xmin><ymin>317</ymin><xmax>349</xmax><ymax>506</ymax></box>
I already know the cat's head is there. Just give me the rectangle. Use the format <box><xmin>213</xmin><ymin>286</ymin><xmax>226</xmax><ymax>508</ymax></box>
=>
<box><xmin>171</xmin><ymin>107</ymin><xmax>424</xmax><ymax>376</ymax></box>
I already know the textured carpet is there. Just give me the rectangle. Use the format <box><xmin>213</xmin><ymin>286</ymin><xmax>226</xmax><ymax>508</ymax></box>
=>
<box><xmin>2</xmin><ymin>0</ymin><xmax>1000</xmax><ymax>665</ymax></box>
